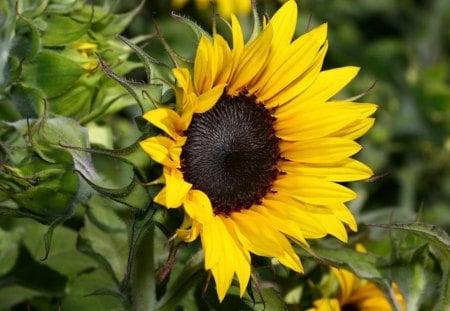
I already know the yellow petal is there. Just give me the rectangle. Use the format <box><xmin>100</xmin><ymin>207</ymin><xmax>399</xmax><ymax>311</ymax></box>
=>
<box><xmin>331</xmin><ymin>118</ymin><xmax>376</xmax><ymax>140</ymax></box>
<box><xmin>276</xmin><ymin>66</ymin><xmax>359</xmax><ymax>117</ymax></box>
<box><xmin>280</xmin><ymin>158</ymin><xmax>374</xmax><ymax>182</ymax></box>
<box><xmin>164</xmin><ymin>168</ymin><xmax>192</xmax><ymax>208</ymax></box>
<box><xmin>267</xmin><ymin>0</ymin><xmax>298</xmax><ymax>50</ymax></box>
<box><xmin>326</xmin><ymin>101</ymin><xmax>378</xmax><ymax>118</ymax></box>
<box><xmin>280</xmin><ymin>138</ymin><xmax>362</xmax><ymax>163</ymax></box>
<box><xmin>213</xmin><ymin>34</ymin><xmax>233</xmax><ymax>85</ymax></box>
<box><xmin>195</xmin><ymin>83</ymin><xmax>226</xmax><ymax>113</ymax></box>
<box><xmin>202</xmin><ymin>216</ymin><xmax>249</xmax><ymax>301</ymax></box>
<box><xmin>262</xmin><ymin>194</ymin><xmax>348</xmax><ymax>242</ymax></box>
<box><xmin>183</xmin><ymin>189</ymin><xmax>213</xmax><ymax>224</ymax></box>
<box><xmin>176</xmin><ymin>217</ymin><xmax>201</xmax><ymax>242</ymax></box>
<box><xmin>221</xmin><ymin>217</ymin><xmax>251</xmax><ymax>297</ymax></box>
<box><xmin>306</xmin><ymin>298</ymin><xmax>341</xmax><ymax>311</ymax></box>
<box><xmin>256</xmin><ymin>24</ymin><xmax>328</xmax><ymax>101</ymax></box>
<box><xmin>275</xmin><ymin>106</ymin><xmax>361</xmax><ymax>141</ymax></box>
<box><xmin>194</xmin><ymin>36</ymin><xmax>217</xmax><ymax>94</ymax></box>
<box><xmin>274</xmin><ymin>175</ymin><xmax>357</xmax><ymax>205</ymax></box>
<box><xmin>266</xmin><ymin>41</ymin><xmax>328</xmax><ymax>109</ymax></box>
<box><xmin>172</xmin><ymin>67</ymin><xmax>193</xmax><ymax>93</ymax></box>
<box><xmin>332</xmin><ymin>267</ymin><xmax>360</xmax><ymax>302</ymax></box>
<box><xmin>230</xmin><ymin>211</ymin><xmax>303</xmax><ymax>272</ymax></box>
<box><xmin>142</xmin><ymin>108</ymin><xmax>183</xmax><ymax>139</ymax></box>
<box><xmin>228</xmin><ymin>26</ymin><xmax>273</xmax><ymax>94</ymax></box>
<box><xmin>139</xmin><ymin>136</ymin><xmax>184</xmax><ymax>168</ymax></box>
<box><xmin>230</xmin><ymin>14</ymin><xmax>244</xmax><ymax>73</ymax></box>
<box><xmin>251</xmin><ymin>204</ymin><xmax>308</xmax><ymax>246</ymax></box>
<box><xmin>331</xmin><ymin>204</ymin><xmax>357</xmax><ymax>232</ymax></box>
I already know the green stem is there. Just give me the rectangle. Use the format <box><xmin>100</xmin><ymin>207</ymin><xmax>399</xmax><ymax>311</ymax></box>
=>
<box><xmin>130</xmin><ymin>222</ymin><xmax>156</xmax><ymax>311</ymax></box>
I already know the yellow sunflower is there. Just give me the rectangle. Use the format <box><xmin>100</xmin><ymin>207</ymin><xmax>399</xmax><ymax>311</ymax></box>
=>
<box><xmin>171</xmin><ymin>0</ymin><xmax>251</xmax><ymax>18</ymax></box>
<box><xmin>140</xmin><ymin>0</ymin><xmax>376</xmax><ymax>301</ymax></box>
<box><xmin>308</xmin><ymin>268</ymin><xmax>406</xmax><ymax>311</ymax></box>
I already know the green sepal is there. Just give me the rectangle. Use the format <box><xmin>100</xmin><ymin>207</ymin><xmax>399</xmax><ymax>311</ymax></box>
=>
<box><xmin>41</xmin><ymin>13</ymin><xmax>92</xmax><ymax>46</ymax></box>
<box><xmin>77</xmin><ymin>169</ymin><xmax>150</xmax><ymax>210</ymax></box>
<box><xmin>248</xmin><ymin>0</ymin><xmax>262</xmax><ymax>42</ymax></box>
<box><xmin>171</xmin><ymin>12</ymin><xmax>212</xmax><ymax>41</ymax></box>
<box><xmin>91</xmin><ymin>0</ymin><xmax>145</xmax><ymax>36</ymax></box>
<box><xmin>98</xmin><ymin>56</ymin><xmax>147</xmax><ymax>114</ymax></box>
<box><xmin>153</xmin><ymin>20</ymin><xmax>193</xmax><ymax>69</ymax></box>
<box><xmin>116</xmin><ymin>34</ymin><xmax>173</xmax><ymax>90</ymax></box>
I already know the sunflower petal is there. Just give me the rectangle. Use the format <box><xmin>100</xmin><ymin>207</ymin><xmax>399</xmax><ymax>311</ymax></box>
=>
<box><xmin>230</xmin><ymin>211</ymin><xmax>303</xmax><ymax>272</ymax></box>
<box><xmin>280</xmin><ymin>138</ymin><xmax>362</xmax><ymax>163</ymax></box>
<box><xmin>228</xmin><ymin>26</ymin><xmax>273</xmax><ymax>94</ymax></box>
<box><xmin>164</xmin><ymin>168</ymin><xmax>192</xmax><ymax>208</ymax></box>
<box><xmin>267</xmin><ymin>0</ymin><xmax>298</xmax><ymax>49</ymax></box>
<box><xmin>195</xmin><ymin>83</ymin><xmax>226</xmax><ymax>113</ymax></box>
<box><xmin>183</xmin><ymin>189</ymin><xmax>213</xmax><ymax>224</ymax></box>
<box><xmin>176</xmin><ymin>217</ymin><xmax>201</xmax><ymax>242</ymax></box>
<box><xmin>332</xmin><ymin>118</ymin><xmax>376</xmax><ymax>140</ymax></box>
<box><xmin>256</xmin><ymin>23</ymin><xmax>328</xmax><ymax>101</ymax></box>
<box><xmin>276</xmin><ymin>66</ymin><xmax>359</xmax><ymax>116</ymax></box>
<box><xmin>142</xmin><ymin>108</ymin><xmax>183</xmax><ymax>139</ymax></box>
<box><xmin>221</xmin><ymin>217</ymin><xmax>251</xmax><ymax>297</ymax></box>
<box><xmin>139</xmin><ymin>136</ymin><xmax>184</xmax><ymax>168</ymax></box>
<box><xmin>251</xmin><ymin>204</ymin><xmax>308</xmax><ymax>246</ymax></box>
<box><xmin>331</xmin><ymin>204</ymin><xmax>357</xmax><ymax>232</ymax></box>
<box><xmin>202</xmin><ymin>216</ymin><xmax>242</xmax><ymax>302</ymax></box>
<box><xmin>274</xmin><ymin>175</ymin><xmax>357</xmax><ymax>205</ymax></box>
<box><xmin>280</xmin><ymin>158</ymin><xmax>374</xmax><ymax>181</ymax></box>
<box><xmin>275</xmin><ymin>107</ymin><xmax>361</xmax><ymax>141</ymax></box>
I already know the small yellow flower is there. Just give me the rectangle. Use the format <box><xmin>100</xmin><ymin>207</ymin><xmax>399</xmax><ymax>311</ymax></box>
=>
<box><xmin>72</xmin><ymin>42</ymin><xmax>98</xmax><ymax>71</ymax></box>
<box><xmin>308</xmin><ymin>245</ymin><xmax>406</xmax><ymax>311</ymax></box>
<box><xmin>140</xmin><ymin>0</ymin><xmax>376</xmax><ymax>301</ymax></box>
<box><xmin>171</xmin><ymin>0</ymin><xmax>251</xmax><ymax>18</ymax></box>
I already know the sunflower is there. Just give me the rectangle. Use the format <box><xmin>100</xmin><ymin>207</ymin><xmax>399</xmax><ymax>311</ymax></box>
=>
<box><xmin>307</xmin><ymin>268</ymin><xmax>406</xmax><ymax>311</ymax></box>
<box><xmin>140</xmin><ymin>0</ymin><xmax>376</xmax><ymax>301</ymax></box>
<box><xmin>171</xmin><ymin>0</ymin><xmax>251</xmax><ymax>18</ymax></box>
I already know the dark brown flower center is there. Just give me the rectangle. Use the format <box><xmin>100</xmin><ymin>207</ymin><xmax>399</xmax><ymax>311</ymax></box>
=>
<box><xmin>180</xmin><ymin>92</ymin><xmax>280</xmax><ymax>215</ymax></box>
<box><xmin>342</xmin><ymin>304</ymin><xmax>359</xmax><ymax>311</ymax></box>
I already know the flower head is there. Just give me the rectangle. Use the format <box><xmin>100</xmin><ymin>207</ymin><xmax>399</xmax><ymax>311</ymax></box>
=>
<box><xmin>308</xmin><ymin>268</ymin><xmax>406</xmax><ymax>311</ymax></box>
<box><xmin>140</xmin><ymin>0</ymin><xmax>376</xmax><ymax>301</ymax></box>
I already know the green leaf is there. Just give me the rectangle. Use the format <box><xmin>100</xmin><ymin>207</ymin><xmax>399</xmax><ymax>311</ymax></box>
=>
<box><xmin>0</xmin><ymin>245</ymin><xmax>67</xmax><ymax>295</ymax></box>
<box><xmin>0</xmin><ymin>227</ymin><xmax>19</xmax><ymax>276</ymax></box>
<box><xmin>22</xmin><ymin>50</ymin><xmax>84</xmax><ymax>98</ymax></box>
<box><xmin>0</xmin><ymin>0</ymin><xmax>17</xmax><ymax>85</ymax></box>
<box><xmin>372</xmin><ymin>223</ymin><xmax>450</xmax><ymax>310</ymax></box>
<box><xmin>41</xmin><ymin>14</ymin><xmax>90</xmax><ymax>46</ymax></box>
<box><xmin>79</xmin><ymin>216</ymin><xmax>129</xmax><ymax>283</ymax></box>
<box><xmin>12</xmin><ymin>13</ymin><xmax>41</xmax><ymax>61</ymax></box>
<box><xmin>155</xmin><ymin>251</ymin><xmax>204</xmax><ymax>311</ymax></box>
<box><xmin>9</xmin><ymin>84</ymin><xmax>43</xmax><ymax>119</ymax></box>
<box><xmin>47</xmin><ymin>84</ymin><xmax>93</xmax><ymax>118</ymax></box>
